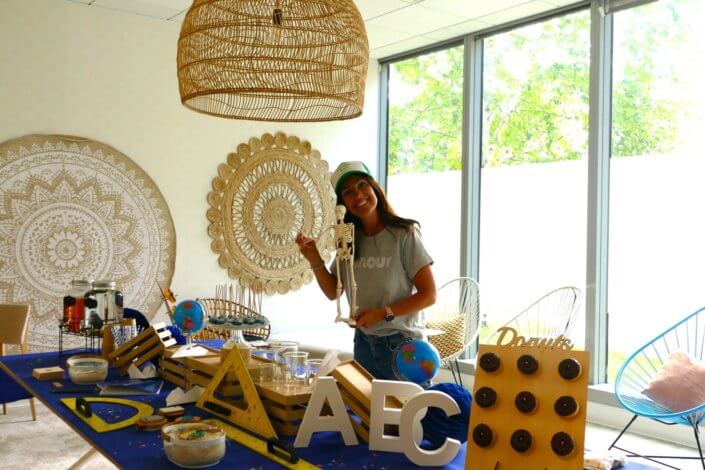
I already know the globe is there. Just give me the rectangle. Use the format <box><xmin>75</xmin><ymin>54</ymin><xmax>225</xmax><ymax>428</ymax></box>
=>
<box><xmin>392</xmin><ymin>338</ymin><xmax>441</xmax><ymax>384</ymax></box>
<box><xmin>172</xmin><ymin>300</ymin><xmax>205</xmax><ymax>335</ymax></box>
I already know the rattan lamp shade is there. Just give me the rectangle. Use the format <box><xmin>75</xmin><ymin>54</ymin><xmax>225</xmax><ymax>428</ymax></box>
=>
<box><xmin>177</xmin><ymin>0</ymin><xmax>369</xmax><ymax>122</ymax></box>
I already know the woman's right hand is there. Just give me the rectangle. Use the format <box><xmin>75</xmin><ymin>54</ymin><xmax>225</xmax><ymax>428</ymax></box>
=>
<box><xmin>295</xmin><ymin>232</ymin><xmax>322</xmax><ymax>266</ymax></box>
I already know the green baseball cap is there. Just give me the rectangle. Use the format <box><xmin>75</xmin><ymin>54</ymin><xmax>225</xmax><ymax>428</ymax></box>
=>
<box><xmin>330</xmin><ymin>161</ymin><xmax>373</xmax><ymax>194</ymax></box>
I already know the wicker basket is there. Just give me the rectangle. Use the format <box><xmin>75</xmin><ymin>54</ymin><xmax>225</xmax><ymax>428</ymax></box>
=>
<box><xmin>177</xmin><ymin>0</ymin><xmax>369</xmax><ymax>122</ymax></box>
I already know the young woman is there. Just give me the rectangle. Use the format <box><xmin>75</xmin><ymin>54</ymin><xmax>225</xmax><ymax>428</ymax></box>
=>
<box><xmin>295</xmin><ymin>161</ymin><xmax>436</xmax><ymax>381</ymax></box>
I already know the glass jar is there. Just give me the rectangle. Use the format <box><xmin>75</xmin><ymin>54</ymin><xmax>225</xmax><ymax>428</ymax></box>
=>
<box><xmin>63</xmin><ymin>279</ymin><xmax>93</xmax><ymax>333</ymax></box>
<box><xmin>85</xmin><ymin>280</ymin><xmax>124</xmax><ymax>327</ymax></box>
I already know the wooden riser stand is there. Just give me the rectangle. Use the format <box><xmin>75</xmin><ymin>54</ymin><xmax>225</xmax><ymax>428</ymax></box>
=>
<box><xmin>159</xmin><ymin>345</ymin><xmax>313</xmax><ymax>436</ymax></box>
<box><xmin>108</xmin><ymin>322</ymin><xmax>175</xmax><ymax>375</ymax></box>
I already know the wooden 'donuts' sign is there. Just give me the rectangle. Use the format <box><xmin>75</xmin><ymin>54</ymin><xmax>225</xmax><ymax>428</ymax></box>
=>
<box><xmin>467</xmin><ymin>332</ymin><xmax>589</xmax><ymax>470</ymax></box>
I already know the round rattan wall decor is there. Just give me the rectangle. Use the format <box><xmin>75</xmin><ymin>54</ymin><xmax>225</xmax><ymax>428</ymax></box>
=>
<box><xmin>208</xmin><ymin>132</ymin><xmax>335</xmax><ymax>295</ymax></box>
<box><xmin>0</xmin><ymin>134</ymin><xmax>176</xmax><ymax>351</ymax></box>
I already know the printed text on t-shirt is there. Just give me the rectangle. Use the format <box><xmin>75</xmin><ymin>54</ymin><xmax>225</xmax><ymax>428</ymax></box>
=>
<box><xmin>355</xmin><ymin>256</ymin><xmax>392</xmax><ymax>269</ymax></box>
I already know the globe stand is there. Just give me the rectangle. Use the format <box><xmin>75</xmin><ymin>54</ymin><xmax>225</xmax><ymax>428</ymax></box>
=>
<box><xmin>171</xmin><ymin>332</ymin><xmax>210</xmax><ymax>358</ymax></box>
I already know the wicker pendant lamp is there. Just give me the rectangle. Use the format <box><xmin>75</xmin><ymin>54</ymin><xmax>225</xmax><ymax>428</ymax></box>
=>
<box><xmin>177</xmin><ymin>0</ymin><xmax>369</xmax><ymax>122</ymax></box>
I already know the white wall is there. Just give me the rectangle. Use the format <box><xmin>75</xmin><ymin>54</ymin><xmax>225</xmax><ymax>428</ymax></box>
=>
<box><xmin>0</xmin><ymin>0</ymin><xmax>379</xmax><ymax>335</ymax></box>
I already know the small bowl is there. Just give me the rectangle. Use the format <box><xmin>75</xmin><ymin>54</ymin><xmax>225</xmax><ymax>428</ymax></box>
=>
<box><xmin>161</xmin><ymin>422</ymin><xmax>226</xmax><ymax>468</ymax></box>
<box><xmin>66</xmin><ymin>355</ymin><xmax>108</xmax><ymax>385</ymax></box>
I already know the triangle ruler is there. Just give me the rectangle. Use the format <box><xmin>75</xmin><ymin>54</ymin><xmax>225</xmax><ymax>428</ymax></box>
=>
<box><xmin>196</xmin><ymin>344</ymin><xmax>277</xmax><ymax>440</ymax></box>
<box><xmin>60</xmin><ymin>397</ymin><xmax>153</xmax><ymax>433</ymax></box>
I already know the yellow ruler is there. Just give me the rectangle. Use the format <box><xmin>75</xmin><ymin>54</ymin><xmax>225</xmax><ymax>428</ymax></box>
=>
<box><xmin>61</xmin><ymin>397</ymin><xmax>153</xmax><ymax>433</ymax></box>
<box><xmin>202</xmin><ymin>419</ymin><xmax>319</xmax><ymax>470</ymax></box>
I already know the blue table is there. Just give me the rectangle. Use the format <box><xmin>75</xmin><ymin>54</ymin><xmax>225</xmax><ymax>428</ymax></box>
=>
<box><xmin>1</xmin><ymin>351</ymin><xmax>661</xmax><ymax>469</ymax></box>
<box><xmin>0</xmin><ymin>350</ymin><xmax>469</xmax><ymax>469</ymax></box>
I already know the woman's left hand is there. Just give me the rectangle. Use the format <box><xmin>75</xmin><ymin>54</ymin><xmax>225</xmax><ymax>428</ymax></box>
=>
<box><xmin>355</xmin><ymin>307</ymin><xmax>386</xmax><ymax>328</ymax></box>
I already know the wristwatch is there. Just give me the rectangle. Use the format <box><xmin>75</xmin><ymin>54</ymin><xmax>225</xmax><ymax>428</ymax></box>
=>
<box><xmin>384</xmin><ymin>305</ymin><xmax>394</xmax><ymax>322</ymax></box>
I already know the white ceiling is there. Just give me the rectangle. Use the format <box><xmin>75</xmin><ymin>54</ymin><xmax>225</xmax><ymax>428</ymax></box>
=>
<box><xmin>65</xmin><ymin>0</ymin><xmax>580</xmax><ymax>59</ymax></box>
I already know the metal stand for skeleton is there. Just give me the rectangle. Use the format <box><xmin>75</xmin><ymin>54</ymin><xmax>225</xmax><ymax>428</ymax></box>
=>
<box><xmin>332</xmin><ymin>205</ymin><xmax>357</xmax><ymax>326</ymax></box>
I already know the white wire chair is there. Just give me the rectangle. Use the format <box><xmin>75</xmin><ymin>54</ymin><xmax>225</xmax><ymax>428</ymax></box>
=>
<box><xmin>424</xmin><ymin>277</ymin><xmax>481</xmax><ymax>386</ymax></box>
<box><xmin>485</xmin><ymin>286</ymin><xmax>582</xmax><ymax>344</ymax></box>
<box><xmin>610</xmin><ymin>305</ymin><xmax>705</xmax><ymax>469</ymax></box>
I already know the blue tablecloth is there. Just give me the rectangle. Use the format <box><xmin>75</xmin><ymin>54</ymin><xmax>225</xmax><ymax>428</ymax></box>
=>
<box><xmin>0</xmin><ymin>350</ymin><xmax>468</xmax><ymax>469</ymax></box>
<box><xmin>0</xmin><ymin>350</ymin><xmax>660</xmax><ymax>470</ymax></box>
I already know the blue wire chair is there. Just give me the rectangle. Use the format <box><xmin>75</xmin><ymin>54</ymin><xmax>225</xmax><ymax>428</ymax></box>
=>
<box><xmin>610</xmin><ymin>305</ymin><xmax>705</xmax><ymax>469</ymax></box>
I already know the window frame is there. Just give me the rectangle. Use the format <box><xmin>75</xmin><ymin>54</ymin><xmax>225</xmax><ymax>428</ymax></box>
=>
<box><xmin>377</xmin><ymin>0</ymin><xmax>669</xmax><ymax>385</ymax></box>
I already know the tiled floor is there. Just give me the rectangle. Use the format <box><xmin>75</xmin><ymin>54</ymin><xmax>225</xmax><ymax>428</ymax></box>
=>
<box><xmin>1</xmin><ymin>401</ymin><xmax>703</xmax><ymax>469</ymax></box>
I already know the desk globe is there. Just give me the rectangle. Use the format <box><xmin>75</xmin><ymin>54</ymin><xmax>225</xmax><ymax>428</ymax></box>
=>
<box><xmin>172</xmin><ymin>300</ymin><xmax>205</xmax><ymax>337</ymax></box>
<box><xmin>392</xmin><ymin>338</ymin><xmax>441</xmax><ymax>384</ymax></box>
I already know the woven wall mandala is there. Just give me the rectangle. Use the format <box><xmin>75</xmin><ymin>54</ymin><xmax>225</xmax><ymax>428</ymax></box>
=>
<box><xmin>208</xmin><ymin>132</ymin><xmax>335</xmax><ymax>295</ymax></box>
<box><xmin>0</xmin><ymin>135</ymin><xmax>176</xmax><ymax>351</ymax></box>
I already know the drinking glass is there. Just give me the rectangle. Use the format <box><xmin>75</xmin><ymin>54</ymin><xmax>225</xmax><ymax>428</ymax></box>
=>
<box><xmin>254</xmin><ymin>362</ymin><xmax>275</xmax><ymax>384</ymax></box>
<box><xmin>305</xmin><ymin>358</ymin><xmax>324</xmax><ymax>385</ymax></box>
<box><xmin>283</xmin><ymin>351</ymin><xmax>309</xmax><ymax>384</ymax></box>
<box><xmin>268</xmin><ymin>341</ymin><xmax>299</xmax><ymax>381</ymax></box>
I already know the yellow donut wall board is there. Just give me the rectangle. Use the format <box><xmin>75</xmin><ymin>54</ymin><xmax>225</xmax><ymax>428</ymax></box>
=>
<box><xmin>466</xmin><ymin>329</ymin><xmax>589</xmax><ymax>470</ymax></box>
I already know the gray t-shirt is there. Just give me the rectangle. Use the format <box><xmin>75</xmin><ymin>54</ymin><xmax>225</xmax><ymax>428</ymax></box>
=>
<box><xmin>339</xmin><ymin>225</ymin><xmax>433</xmax><ymax>338</ymax></box>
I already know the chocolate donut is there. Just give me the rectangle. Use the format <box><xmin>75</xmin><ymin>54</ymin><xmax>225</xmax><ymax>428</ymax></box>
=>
<box><xmin>551</xmin><ymin>432</ymin><xmax>575</xmax><ymax>456</ymax></box>
<box><xmin>515</xmin><ymin>391</ymin><xmax>537</xmax><ymax>414</ymax></box>
<box><xmin>479</xmin><ymin>352</ymin><xmax>501</xmax><ymax>372</ymax></box>
<box><xmin>554</xmin><ymin>395</ymin><xmax>579</xmax><ymax>418</ymax></box>
<box><xmin>510</xmin><ymin>429</ymin><xmax>533</xmax><ymax>453</ymax></box>
<box><xmin>475</xmin><ymin>386</ymin><xmax>497</xmax><ymax>408</ymax></box>
<box><xmin>558</xmin><ymin>358</ymin><xmax>582</xmax><ymax>380</ymax></box>
<box><xmin>472</xmin><ymin>424</ymin><xmax>494</xmax><ymax>448</ymax></box>
<box><xmin>517</xmin><ymin>354</ymin><xmax>538</xmax><ymax>374</ymax></box>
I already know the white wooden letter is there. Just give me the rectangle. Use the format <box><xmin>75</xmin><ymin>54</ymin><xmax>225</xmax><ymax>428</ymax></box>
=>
<box><xmin>294</xmin><ymin>377</ymin><xmax>358</xmax><ymax>447</ymax></box>
<box><xmin>369</xmin><ymin>380</ymin><xmax>425</xmax><ymax>452</ymax></box>
<box><xmin>400</xmin><ymin>391</ymin><xmax>462</xmax><ymax>466</ymax></box>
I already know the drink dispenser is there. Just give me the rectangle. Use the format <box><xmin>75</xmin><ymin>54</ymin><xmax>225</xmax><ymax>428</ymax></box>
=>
<box><xmin>85</xmin><ymin>280</ymin><xmax>124</xmax><ymax>327</ymax></box>
<box><xmin>63</xmin><ymin>279</ymin><xmax>93</xmax><ymax>333</ymax></box>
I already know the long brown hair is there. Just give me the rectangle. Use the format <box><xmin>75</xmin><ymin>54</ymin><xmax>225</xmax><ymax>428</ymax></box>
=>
<box><xmin>336</xmin><ymin>174</ymin><xmax>419</xmax><ymax>234</ymax></box>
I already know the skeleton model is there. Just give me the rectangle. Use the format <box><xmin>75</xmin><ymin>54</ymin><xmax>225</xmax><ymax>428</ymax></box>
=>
<box><xmin>332</xmin><ymin>205</ymin><xmax>357</xmax><ymax>325</ymax></box>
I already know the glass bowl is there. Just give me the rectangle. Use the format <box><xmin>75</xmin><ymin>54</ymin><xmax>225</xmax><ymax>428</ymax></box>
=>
<box><xmin>161</xmin><ymin>422</ymin><xmax>226</xmax><ymax>468</ymax></box>
<box><xmin>66</xmin><ymin>355</ymin><xmax>108</xmax><ymax>384</ymax></box>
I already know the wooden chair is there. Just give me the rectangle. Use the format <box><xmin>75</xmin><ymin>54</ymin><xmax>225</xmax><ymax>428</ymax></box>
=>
<box><xmin>0</xmin><ymin>303</ymin><xmax>36</xmax><ymax>420</ymax></box>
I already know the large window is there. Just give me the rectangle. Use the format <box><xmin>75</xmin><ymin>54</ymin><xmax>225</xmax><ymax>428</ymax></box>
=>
<box><xmin>380</xmin><ymin>0</ymin><xmax>705</xmax><ymax>385</ymax></box>
<box><xmin>386</xmin><ymin>45</ymin><xmax>464</xmax><ymax>285</ymax></box>
<box><xmin>479</xmin><ymin>11</ymin><xmax>590</xmax><ymax>344</ymax></box>
<box><xmin>606</xmin><ymin>0</ymin><xmax>705</xmax><ymax>381</ymax></box>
